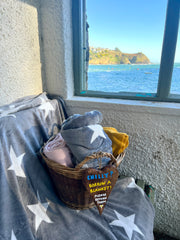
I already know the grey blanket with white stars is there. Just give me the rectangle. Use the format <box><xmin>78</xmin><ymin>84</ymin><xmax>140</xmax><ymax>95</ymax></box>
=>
<box><xmin>0</xmin><ymin>93</ymin><xmax>155</xmax><ymax>240</ymax></box>
<box><xmin>61</xmin><ymin>110</ymin><xmax>112</xmax><ymax>168</ymax></box>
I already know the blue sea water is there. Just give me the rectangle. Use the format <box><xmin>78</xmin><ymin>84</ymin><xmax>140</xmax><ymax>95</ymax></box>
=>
<box><xmin>87</xmin><ymin>63</ymin><xmax>180</xmax><ymax>94</ymax></box>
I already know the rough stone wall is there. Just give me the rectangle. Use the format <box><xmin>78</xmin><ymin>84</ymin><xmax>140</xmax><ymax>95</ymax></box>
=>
<box><xmin>0</xmin><ymin>0</ymin><xmax>42</xmax><ymax>106</ymax></box>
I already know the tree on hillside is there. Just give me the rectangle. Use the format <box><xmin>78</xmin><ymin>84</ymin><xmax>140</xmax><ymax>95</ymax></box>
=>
<box><xmin>114</xmin><ymin>47</ymin><xmax>122</xmax><ymax>53</ymax></box>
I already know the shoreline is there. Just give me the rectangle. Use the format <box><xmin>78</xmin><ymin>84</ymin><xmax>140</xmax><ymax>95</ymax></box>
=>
<box><xmin>89</xmin><ymin>63</ymin><xmax>156</xmax><ymax>66</ymax></box>
<box><xmin>89</xmin><ymin>62</ymin><xmax>180</xmax><ymax>66</ymax></box>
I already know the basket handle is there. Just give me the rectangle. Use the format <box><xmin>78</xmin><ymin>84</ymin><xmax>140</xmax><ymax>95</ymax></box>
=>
<box><xmin>75</xmin><ymin>152</ymin><xmax>118</xmax><ymax>169</ymax></box>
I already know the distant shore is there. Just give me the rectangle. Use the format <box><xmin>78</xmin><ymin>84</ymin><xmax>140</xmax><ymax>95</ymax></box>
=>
<box><xmin>89</xmin><ymin>47</ymin><xmax>151</xmax><ymax>65</ymax></box>
<box><xmin>89</xmin><ymin>63</ymin><xmax>152</xmax><ymax>65</ymax></box>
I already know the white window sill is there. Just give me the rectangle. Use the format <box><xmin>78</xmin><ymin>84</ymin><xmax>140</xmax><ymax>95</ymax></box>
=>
<box><xmin>66</xmin><ymin>96</ymin><xmax>180</xmax><ymax>116</ymax></box>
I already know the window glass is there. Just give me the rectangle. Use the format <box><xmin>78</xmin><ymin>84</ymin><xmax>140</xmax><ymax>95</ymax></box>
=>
<box><xmin>170</xmin><ymin>27</ymin><xmax>180</xmax><ymax>94</ymax></box>
<box><xmin>86</xmin><ymin>0</ymin><xmax>167</xmax><ymax>93</ymax></box>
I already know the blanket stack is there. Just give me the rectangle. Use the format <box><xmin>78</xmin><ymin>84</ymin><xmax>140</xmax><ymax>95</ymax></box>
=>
<box><xmin>61</xmin><ymin>110</ymin><xmax>112</xmax><ymax>168</ymax></box>
<box><xmin>43</xmin><ymin>110</ymin><xmax>129</xmax><ymax>169</ymax></box>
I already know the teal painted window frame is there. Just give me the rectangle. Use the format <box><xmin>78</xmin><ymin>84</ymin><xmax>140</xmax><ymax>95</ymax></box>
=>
<box><xmin>72</xmin><ymin>0</ymin><xmax>180</xmax><ymax>102</ymax></box>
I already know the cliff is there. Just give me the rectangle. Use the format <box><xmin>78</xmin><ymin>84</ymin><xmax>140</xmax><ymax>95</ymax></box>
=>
<box><xmin>89</xmin><ymin>47</ymin><xmax>150</xmax><ymax>65</ymax></box>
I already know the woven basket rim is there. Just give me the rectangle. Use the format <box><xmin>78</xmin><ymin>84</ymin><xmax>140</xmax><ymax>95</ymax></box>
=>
<box><xmin>40</xmin><ymin>146</ymin><xmax>125</xmax><ymax>179</ymax></box>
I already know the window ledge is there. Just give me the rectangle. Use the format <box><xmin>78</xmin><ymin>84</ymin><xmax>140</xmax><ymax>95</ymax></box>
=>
<box><xmin>66</xmin><ymin>96</ymin><xmax>180</xmax><ymax>116</ymax></box>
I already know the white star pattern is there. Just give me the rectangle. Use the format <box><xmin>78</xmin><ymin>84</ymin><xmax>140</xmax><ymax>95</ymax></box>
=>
<box><xmin>9</xmin><ymin>104</ymin><xmax>25</xmax><ymax>111</ymax></box>
<box><xmin>27</xmin><ymin>196</ymin><xmax>53</xmax><ymax>231</ymax></box>
<box><xmin>88</xmin><ymin>125</ymin><xmax>106</xmax><ymax>144</ymax></box>
<box><xmin>0</xmin><ymin>110</ymin><xmax>16</xmax><ymax>119</ymax></box>
<box><xmin>39</xmin><ymin>96</ymin><xmax>47</xmax><ymax>104</ymax></box>
<box><xmin>9</xmin><ymin>104</ymin><xmax>16</xmax><ymax>109</ymax></box>
<box><xmin>110</xmin><ymin>210</ymin><xmax>144</xmax><ymax>240</ymax></box>
<box><xmin>127</xmin><ymin>178</ymin><xmax>145</xmax><ymax>196</ymax></box>
<box><xmin>0</xmin><ymin>104</ymin><xmax>27</xmax><ymax>119</ymax></box>
<box><xmin>11</xmin><ymin>230</ymin><xmax>17</xmax><ymax>240</ymax></box>
<box><xmin>38</xmin><ymin>102</ymin><xmax>54</xmax><ymax>119</ymax></box>
<box><xmin>8</xmin><ymin>147</ymin><xmax>26</xmax><ymax>178</ymax></box>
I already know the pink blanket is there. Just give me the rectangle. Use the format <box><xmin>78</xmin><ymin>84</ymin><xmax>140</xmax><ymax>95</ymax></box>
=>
<box><xmin>43</xmin><ymin>133</ymin><xmax>74</xmax><ymax>167</ymax></box>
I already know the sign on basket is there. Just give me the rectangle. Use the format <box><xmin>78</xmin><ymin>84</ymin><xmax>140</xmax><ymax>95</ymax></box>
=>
<box><xmin>82</xmin><ymin>165</ymin><xmax>119</xmax><ymax>215</ymax></box>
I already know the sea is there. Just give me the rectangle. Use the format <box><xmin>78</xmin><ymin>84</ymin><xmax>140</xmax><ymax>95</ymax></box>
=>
<box><xmin>87</xmin><ymin>63</ymin><xmax>180</xmax><ymax>94</ymax></box>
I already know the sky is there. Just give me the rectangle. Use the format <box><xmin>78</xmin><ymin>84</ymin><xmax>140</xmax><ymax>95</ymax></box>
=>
<box><xmin>86</xmin><ymin>0</ymin><xmax>180</xmax><ymax>63</ymax></box>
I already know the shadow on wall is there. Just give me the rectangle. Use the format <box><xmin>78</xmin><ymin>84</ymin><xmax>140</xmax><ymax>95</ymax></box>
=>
<box><xmin>17</xmin><ymin>0</ymin><xmax>46</xmax><ymax>91</ymax></box>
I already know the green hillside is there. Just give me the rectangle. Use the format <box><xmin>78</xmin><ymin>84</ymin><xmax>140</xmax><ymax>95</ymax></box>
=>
<box><xmin>89</xmin><ymin>47</ymin><xmax>150</xmax><ymax>65</ymax></box>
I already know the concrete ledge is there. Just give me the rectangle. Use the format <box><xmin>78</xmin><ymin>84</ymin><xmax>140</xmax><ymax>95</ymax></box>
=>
<box><xmin>67</xmin><ymin>96</ymin><xmax>180</xmax><ymax>116</ymax></box>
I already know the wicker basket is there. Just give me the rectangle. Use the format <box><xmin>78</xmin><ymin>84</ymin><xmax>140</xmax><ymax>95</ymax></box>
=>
<box><xmin>40</xmin><ymin>148</ymin><xmax>125</xmax><ymax>210</ymax></box>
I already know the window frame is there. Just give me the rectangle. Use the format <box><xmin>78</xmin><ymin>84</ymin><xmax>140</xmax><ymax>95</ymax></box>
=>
<box><xmin>72</xmin><ymin>0</ymin><xmax>180</xmax><ymax>103</ymax></box>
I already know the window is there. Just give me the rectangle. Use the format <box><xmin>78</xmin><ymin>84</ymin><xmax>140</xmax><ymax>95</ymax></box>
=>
<box><xmin>72</xmin><ymin>0</ymin><xmax>180</xmax><ymax>102</ymax></box>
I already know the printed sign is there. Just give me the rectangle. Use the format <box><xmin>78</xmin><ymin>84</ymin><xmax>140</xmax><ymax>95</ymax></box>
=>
<box><xmin>83</xmin><ymin>166</ymin><xmax>119</xmax><ymax>215</ymax></box>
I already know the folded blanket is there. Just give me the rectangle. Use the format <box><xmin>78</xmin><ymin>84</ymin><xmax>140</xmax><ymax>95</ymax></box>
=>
<box><xmin>103</xmin><ymin>127</ymin><xmax>129</xmax><ymax>157</ymax></box>
<box><xmin>61</xmin><ymin>111</ymin><xmax>112</xmax><ymax>168</ymax></box>
<box><xmin>61</xmin><ymin>110</ymin><xmax>103</xmax><ymax>130</ymax></box>
<box><xmin>43</xmin><ymin>133</ymin><xmax>74</xmax><ymax>167</ymax></box>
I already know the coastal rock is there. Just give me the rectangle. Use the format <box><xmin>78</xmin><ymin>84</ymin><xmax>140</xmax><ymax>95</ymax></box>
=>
<box><xmin>89</xmin><ymin>47</ymin><xmax>150</xmax><ymax>65</ymax></box>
